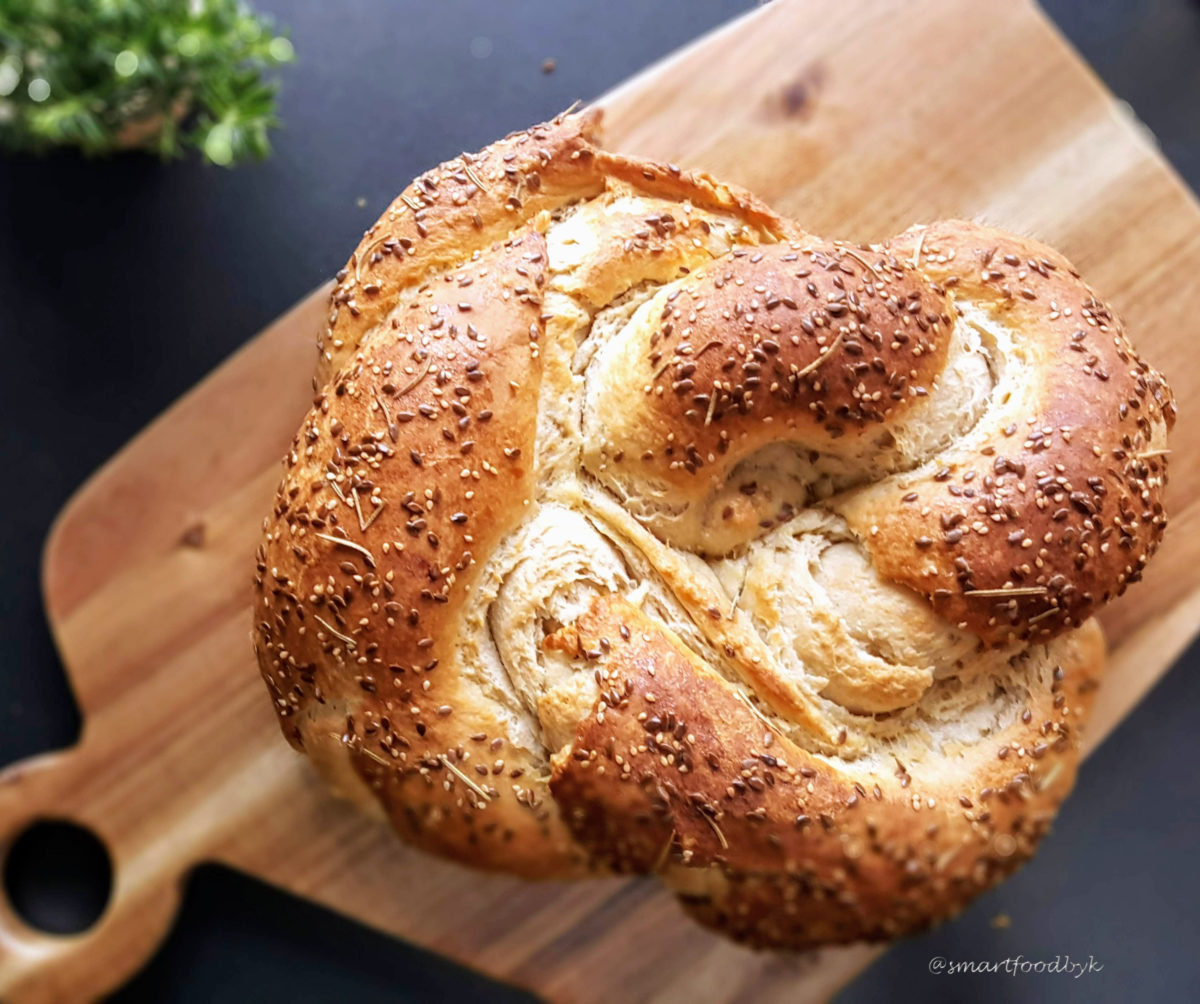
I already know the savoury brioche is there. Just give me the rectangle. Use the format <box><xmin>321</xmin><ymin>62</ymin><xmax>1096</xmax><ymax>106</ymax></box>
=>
<box><xmin>253</xmin><ymin>109</ymin><xmax>1174</xmax><ymax>947</ymax></box>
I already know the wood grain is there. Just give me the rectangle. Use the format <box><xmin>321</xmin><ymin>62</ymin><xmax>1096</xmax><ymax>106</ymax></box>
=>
<box><xmin>3</xmin><ymin>1</ymin><xmax>1199</xmax><ymax>1001</ymax></box>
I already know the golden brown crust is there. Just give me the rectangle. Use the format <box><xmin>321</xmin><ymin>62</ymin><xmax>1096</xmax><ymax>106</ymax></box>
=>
<box><xmin>590</xmin><ymin>148</ymin><xmax>791</xmax><ymax>240</ymax></box>
<box><xmin>321</xmin><ymin>110</ymin><xmax>790</xmax><ymax>384</ymax></box>
<box><xmin>835</xmin><ymin>222</ymin><xmax>1175</xmax><ymax>644</ymax></box>
<box><xmin>256</xmin><ymin>229</ymin><xmax>591</xmax><ymax>877</ymax></box>
<box><xmin>319</xmin><ymin>111</ymin><xmax>605</xmax><ymax>383</ymax></box>
<box><xmin>550</xmin><ymin>596</ymin><xmax>1103</xmax><ymax>948</ymax></box>
<box><xmin>588</xmin><ymin>242</ymin><xmax>955</xmax><ymax>550</ymax></box>
<box><xmin>255</xmin><ymin>112</ymin><xmax>1173</xmax><ymax>947</ymax></box>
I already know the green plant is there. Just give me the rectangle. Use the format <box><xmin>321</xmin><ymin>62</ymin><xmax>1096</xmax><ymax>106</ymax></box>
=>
<box><xmin>0</xmin><ymin>0</ymin><xmax>294</xmax><ymax>166</ymax></box>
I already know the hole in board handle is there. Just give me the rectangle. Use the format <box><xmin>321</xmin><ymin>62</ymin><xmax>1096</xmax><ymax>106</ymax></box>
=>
<box><xmin>3</xmin><ymin>818</ymin><xmax>113</xmax><ymax>935</ymax></box>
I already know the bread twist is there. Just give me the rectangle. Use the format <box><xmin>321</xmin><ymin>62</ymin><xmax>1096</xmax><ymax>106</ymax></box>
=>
<box><xmin>254</xmin><ymin>111</ymin><xmax>1174</xmax><ymax>947</ymax></box>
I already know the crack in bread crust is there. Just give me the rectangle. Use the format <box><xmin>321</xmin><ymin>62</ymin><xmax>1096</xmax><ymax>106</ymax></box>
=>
<box><xmin>253</xmin><ymin>110</ymin><xmax>1174</xmax><ymax>946</ymax></box>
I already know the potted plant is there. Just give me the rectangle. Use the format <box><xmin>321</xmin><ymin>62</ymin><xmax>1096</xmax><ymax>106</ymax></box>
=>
<box><xmin>0</xmin><ymin>0</ymin><xmax>293</xmax><ymax>166</ymax></box>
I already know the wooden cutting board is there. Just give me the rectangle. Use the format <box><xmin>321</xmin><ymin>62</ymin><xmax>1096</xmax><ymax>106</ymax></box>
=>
<box><xmin>4</xmin><ymin>1</ymin><xmax>1200</xmax><ymax>1000</ymax></box>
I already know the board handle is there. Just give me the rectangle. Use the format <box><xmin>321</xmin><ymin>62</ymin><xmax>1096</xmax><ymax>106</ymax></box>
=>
<box><xmin>0</xmin><ymin>743</ymin><xmax>186</xmax><ymax>1004</ymax></box>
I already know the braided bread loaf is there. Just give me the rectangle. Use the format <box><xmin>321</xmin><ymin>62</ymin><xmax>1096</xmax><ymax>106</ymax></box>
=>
<box><xmin>254</xmin><ymin>110</ymin><xmax>1174</xmax><ymax>948</ymax></box>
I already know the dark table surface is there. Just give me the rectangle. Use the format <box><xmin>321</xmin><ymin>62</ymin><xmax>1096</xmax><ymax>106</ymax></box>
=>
<box><xmin>2</xmin><ymin>1</ymin><xmax>1198</xmax><ymax>1001</ymax></box>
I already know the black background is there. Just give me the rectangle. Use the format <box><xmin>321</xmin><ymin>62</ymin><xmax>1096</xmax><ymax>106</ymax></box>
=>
<box><xmin>1</xmin><ymin>1</ymin><xmax>1198</xmax><ymax>1001</ymax></box>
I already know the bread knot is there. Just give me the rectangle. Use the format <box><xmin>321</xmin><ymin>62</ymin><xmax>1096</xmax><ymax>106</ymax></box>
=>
<box><xmin>253</xmin><ymin>111</ymin><xmax>1173</xmax><ymax>947</ymax></box>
